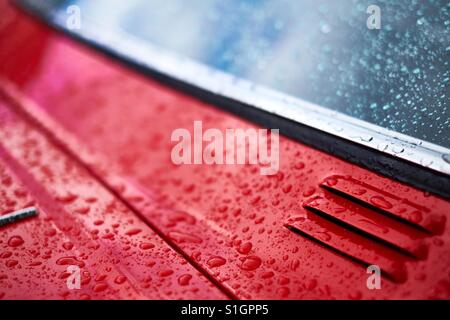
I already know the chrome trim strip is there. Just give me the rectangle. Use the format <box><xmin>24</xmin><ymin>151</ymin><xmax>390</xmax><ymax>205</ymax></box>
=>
<box><xmin>23</xmin><ymin>2</ymin><xmax>450</xmax><ymax>177</ymax></box>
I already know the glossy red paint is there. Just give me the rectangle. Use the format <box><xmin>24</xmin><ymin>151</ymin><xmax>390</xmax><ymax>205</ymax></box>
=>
<box><xmin>0</xmin><ymin>1</ymin><xmax>449</xmax><ymax>299</ymax></box>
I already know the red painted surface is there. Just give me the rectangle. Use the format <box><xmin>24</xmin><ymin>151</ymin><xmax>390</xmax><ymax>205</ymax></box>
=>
<box><xmin>0</xmin><ymin>1</ymin><xmax>449</xmax><ymax>299</ymax></box>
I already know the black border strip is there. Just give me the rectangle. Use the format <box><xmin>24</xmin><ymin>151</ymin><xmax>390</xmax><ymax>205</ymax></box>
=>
<box><xmin>0</xmin><ymin>300</ymin><xmax>448</xmax><ymax>316</ymax></box>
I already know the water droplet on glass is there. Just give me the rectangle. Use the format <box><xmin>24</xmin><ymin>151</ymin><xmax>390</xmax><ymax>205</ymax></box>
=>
<box><xmin>442</xmin><ymin>154</ymin><xmax>450</xmax><ymax>164</ymax></box>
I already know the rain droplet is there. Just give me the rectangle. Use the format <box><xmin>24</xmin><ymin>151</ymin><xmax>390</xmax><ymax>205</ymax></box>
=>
<box><xmin>369</xmin><ymin>195</ymin><xmax>393</xmax><ymax>209</ymax></box>
<box><xmin>207</xmin><ymin>256</ymin><xmax>226</xmax><ymax>268</ymax></box>
<box><xmin>168</xmin><ymin>231</ymin><xmax>202</xmax><ymax>244</ymax></box>
<box><xmin>158</xmin><ymin>269</ymin><xmax>174</xmax><ymax>277</ymax></box>
<box><xmin>237</xmin><ymin>242</ymin><xmax>252</xmax><ymax>255</ymax></box>
<box><xmin>114</xmin><ymin>275</ymin><xmax>127</xmax><ymax>285</ymax></box>
<box><xmin>240</xmin><ymin>256</ymin><xmax>262</xmax><ymax>271</ymax></box>
<box><xmin>56</xmin><ymin>256</ymin><xmax>85</xmax><ymax>268</ymax></box>
<box><xmin>178</xmin><ymin>274</ymin><xmax>192</xmax><ymax>286</ymax></box>
<box><xmin>8</xmin><ymin>235</ymin><xmax>24</xmax><ymax>247</ymax></box>
<box><xmin>125</xmin><ymin>228</ymin><xmax>142</xmax><ymax>236</ymax></box>
<box><xmin>442</xmin><ymin>154</ymin><xmax>450</xmax><ymax>164</ymax></box>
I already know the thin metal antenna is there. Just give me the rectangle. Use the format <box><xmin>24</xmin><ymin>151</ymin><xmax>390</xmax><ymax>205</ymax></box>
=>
<box><xmin>0</xmin><ymin>207</ymin><xmax>38</xmax><ymax>227</ymax></box>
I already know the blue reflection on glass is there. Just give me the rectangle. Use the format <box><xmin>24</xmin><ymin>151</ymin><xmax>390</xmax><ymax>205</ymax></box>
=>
<box><xmin>59</xmin><ymin>0</ymin><xmax>449</xmax><ymax>148</ymax></box>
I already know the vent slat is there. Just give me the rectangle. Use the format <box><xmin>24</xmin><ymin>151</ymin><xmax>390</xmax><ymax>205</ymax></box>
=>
<box><xmin>285</xmin><ymin>213</ymin><xmax>409</xmax><ymax>283</ymax></box>
<box><xmin>320</xmin><ymin>175</ymin><xmax>446</xmax><ymax>235</ymax></box>
<box><xmin>303</xmin><ymin>194</ymin><xmax>428</xmax><ymax>259</ymax></box>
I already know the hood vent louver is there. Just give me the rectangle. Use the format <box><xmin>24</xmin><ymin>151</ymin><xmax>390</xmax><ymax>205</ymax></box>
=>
<box><xmin>285</xmin><ymin>175</ymin><xmax>444</xmax><ymax>283</ymax></box>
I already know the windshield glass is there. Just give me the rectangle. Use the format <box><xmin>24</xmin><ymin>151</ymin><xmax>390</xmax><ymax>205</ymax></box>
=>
<box><xmin>46</xmin><ymin>0</ymin><xmax>450</xmax><ymax>148</ymax></box>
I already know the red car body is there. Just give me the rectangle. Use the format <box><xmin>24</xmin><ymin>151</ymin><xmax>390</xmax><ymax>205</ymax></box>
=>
<box><xmin>0</xmin><ymin>0</ymin><xmax>449</xmax><ymax>300</ymax></box>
